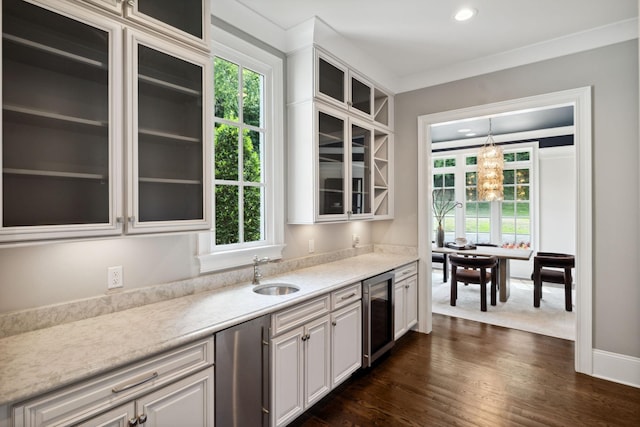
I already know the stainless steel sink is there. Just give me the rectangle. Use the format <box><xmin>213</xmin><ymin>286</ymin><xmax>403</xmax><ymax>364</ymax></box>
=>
<box><xmin>253</xmin><ymin>283</ymin><xmax>300</xmax><ymax>295</ymax></box>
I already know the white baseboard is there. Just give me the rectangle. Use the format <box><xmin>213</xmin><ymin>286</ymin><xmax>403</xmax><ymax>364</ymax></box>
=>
<box><xmin>592</xmin><ymin>349</ymin><xmax>640</xmax><ymax>388</ymax></box>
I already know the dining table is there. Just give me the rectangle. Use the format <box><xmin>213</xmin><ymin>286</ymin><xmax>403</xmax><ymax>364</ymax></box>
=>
<box><xmin>432</xmin><ymin>244</ymin><xmax>533</xmax><ymax>302</ymax></box>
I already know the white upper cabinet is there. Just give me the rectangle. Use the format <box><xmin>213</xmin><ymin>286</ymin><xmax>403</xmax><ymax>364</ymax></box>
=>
<box><xmin>125</xmin><ymin>29</ymin><xmax>211</xmax><ymax>234</ymax></box>
<box><xmin>287</xmin><ymin>45</ymin><xmax>394</xmax><ymax>223</ymax></box>
<box><xmin>0</xmin><ymin>0</ymin><xmax>211</xmax><ymax>242</ymax></box>
<box><xmin>81</xmin><ymin>0</ymin><xmax>210</xmax><ymax>51</ymax></box>
<box><xmin>1</xmin><ymin>0</ymin><xmax>123</xmax><ymax>242</ymax></box>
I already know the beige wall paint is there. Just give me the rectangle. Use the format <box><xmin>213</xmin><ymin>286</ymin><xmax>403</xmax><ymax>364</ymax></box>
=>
<box><xmin>373</xmin><ymin>40</ymin><xmax>640</xmax><ymax>358</ymax></box>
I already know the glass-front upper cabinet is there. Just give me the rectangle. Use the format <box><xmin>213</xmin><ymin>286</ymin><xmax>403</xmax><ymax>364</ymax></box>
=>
<box><xmin>126</xmin><ymin>29</ymin><xmax>211</xmax><ymax>233</ymax></box>
<box><xmin>1</xmin><ymin>0</ymin><xmax>122</xmax><ymax>242</ymax></box>
<box><xmin>316</xmin><ymin>106</ymin><xmax>374</xmax><ymax>221</ymax></box>
<box><xmin>317</xmin><ymin>109</ymin><xmax>347</xmax><ymax>219</ymax></box>
<box><xmin>314</xmin><ymin>49</ymin><xmax>390</xmax><ymax>126</ymax></box>
<box><xmin>83</xmin><ymin>0</ymin><xmax>210</xmax><ymax>51</ymax></box>
<box><xmin>350</xmin><ymin>121</ymin><xmax>372</xmax><ymax>217</ymax></box>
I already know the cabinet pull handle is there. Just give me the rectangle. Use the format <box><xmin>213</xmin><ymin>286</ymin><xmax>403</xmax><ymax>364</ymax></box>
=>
<box><xmin>262</xmin><ymin>408</ymin><xmax>270</xmax><ymax>414</ymax></box>
<box><xmin>112</xmin><ymin>371</ymin><xmax>158</xmax><ymax>393</ymax></box>
<box><xmin>128</xmin><ymin>417</ymin><xmax>138</xmax><ymax>426</ymax></box>
<box><xmin>127</xmin><ymin>0</ymin><xmax>135</xmax><ymax>7</ymax></box>
<box><xmin>128</xmin><ymin>216</ymin><xmax>136</xmax><ymax>224</ymax></box>
<box><xmin>138</xmin><ymin>414</ymin><xmax>147</xmax><ymax>424</ymax></box>
<box><xmin>340</xmin><ymin>292</ymin><xmax>356</xmax><ymax>300</ymax></box>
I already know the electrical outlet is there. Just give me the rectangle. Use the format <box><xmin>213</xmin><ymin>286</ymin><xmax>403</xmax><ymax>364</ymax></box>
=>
<box><xmin>108</xmin><ymin>266</ymin><xmax>123</xmax><ymax>290</ymax></box>
<box><xmin>308</xmin><ymin>239</ymin><xmax>315</xmax><ymax>253</ymax></box>
<box><xmin>352</xmin><ymin>234</ymin><xmax>360</xmax><ymax>248</ymax></box>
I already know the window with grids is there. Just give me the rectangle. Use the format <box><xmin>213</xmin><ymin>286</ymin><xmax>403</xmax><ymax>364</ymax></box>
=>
<box><xmin>464</xmin><ymin>154</ymin><xmax>492</xmax><ymax>244</ymax></box>
<box><xmin>213</xmin><ymin>56</ymin><xmax>265</xmax><ymax>246</ymax></box>
<box><xmin>501</xmin><ymin>151</ymin><xmax>532</xmax><ymax>248</ymax></box>
<box><xmin>432</xmin><ymin>157</ymin><xmax>457</xmax><ymax>242</ymax></box>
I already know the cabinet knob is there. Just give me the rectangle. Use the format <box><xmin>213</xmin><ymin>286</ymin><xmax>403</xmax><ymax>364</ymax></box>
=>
<box><xmin>138</xmin><ymin>414</ymin><xmax>147</xmax><ymax>424</ymax></box>
<box><xmin>405</xmin><ymin>285</ymin><xmax>410</xmax><ymax>289</ymax></box>
<box><xmin>127</xmin><ymin>0</ymin><xmax>135</xmax><ymax>7</ymax></box>
<box><xmin>128</xmin><ymin>418</ymin><xmax>138</xmax><ymax>426</ymax></box>
<box><xmin>332</xmin><ymin>321</ymin><xmax>337</xmax><ymax>326</ymax></box>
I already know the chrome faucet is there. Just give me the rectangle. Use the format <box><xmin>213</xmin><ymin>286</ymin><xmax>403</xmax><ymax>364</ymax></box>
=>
<box><xmin>252</xmin><ymin>255</ymin><xmax>271</xmax><ymax>285</ymax></box>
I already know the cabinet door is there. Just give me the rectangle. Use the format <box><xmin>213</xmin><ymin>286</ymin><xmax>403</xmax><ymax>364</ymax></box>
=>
<box><xmin>136</xmin><ymin>369</ymin><xmax>214</xmax><ymax>427</ymax></box>
<box><xmin>316</xmin><ymin>106</ymin><xmax>347</xmax><ymax>220</ymax></box>
<box><xmin>350</xmin><ymin>120</ymin><xmax>373</xmax><ymax>218</ymax></box>
<box><xmin>124</xmin><ymin>0</ymin><xmax>209</xmax><ymax>50</ymax></box>
<box><xmin>349</xmin><ymin>72</ymin><xmax>372</xmax><ymax>118</ymax></box>
<box><xmin>394</xmin><ymin>280</ymin><xmax>407</xmax><ymax>340</ymax></box>
<box><xmin>331</xmin><ymin>302</ymin><xmax>362</xmax><ymax>388</ymax></box>
<box><xmin>304</xmin><ymin>315</ymin><xmax>331</xmax><ymax>408</ymax></box>
<box><xmin>126</xmin><ymin>29</ymin><xmax>211</xmax><ymax>234</ymax></box>
<box><xmin>315</xmin><ymin>52</ymin><xmax>347</xmax><ymax>107</ymax></box>
<box><xmin>75</xmin><ymin>403</ymin><xmax>136</xmax><ymax>427</ymax></box>
<box><xmin>271</xmin><ymin>327</ymin><xmax>304</xmax><ymax>427</ymax></box>
<box><xmin>405</xmin><ymin>275</ymin><xmax>418</xmax><ymax>330</ymax></box>
<box><xmin>1</xmin><ymin>0</ymin><xmax>123</xmax><ymax>242</ymax></box>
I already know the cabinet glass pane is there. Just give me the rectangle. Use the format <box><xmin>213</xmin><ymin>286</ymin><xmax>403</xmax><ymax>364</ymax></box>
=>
<box><xmin>2</xmin><ymin>0</ymin><xmax>110</xmax><ymax>227</ymax></box>
<box><xmin>137</xmin><ymin>45</ymin><xmax>203</xmax><ymax>222</ymax></box>
<box><xmin>351</xmin><ymin>77</ymin><xmax>371</xmax><ymax>115</ymax></box>
<box><xmin>137</xmin><ymin>0</ymin><xmax>202</xmax><ymax>39</ymax></box>
<box><xmin>351</xmin><ymin>124</ymin><xmax>371</xmax><ymax>215</ymax></box>
<box><xmin>318</xmin><ymin>112</ymin><xmax>345</xmax><ymax>215</ymax></box>
<box><xmin>318</xmin><ymin>58</ymin><xmax>344</xmax><ymax>103</ymax></box>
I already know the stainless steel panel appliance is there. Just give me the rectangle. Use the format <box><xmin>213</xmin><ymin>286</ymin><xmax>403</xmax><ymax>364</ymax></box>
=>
<box><xmin>362</xmin><ymin>271</ymin><xmax>395</xmax><ymax>367</ymax></box>
<box><xmin>215</xmin><ymin>315</ymin><xmax>270</xmax><ymax>426</ymax></box>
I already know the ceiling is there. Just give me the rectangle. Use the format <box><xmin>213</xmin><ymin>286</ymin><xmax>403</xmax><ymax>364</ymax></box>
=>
<box><xmin>234</xmin><ymin>0</ymin><xmax>637</xmax><ymax>90</ymax></box>
<box><xmin>231</xmin><ymin>0</ymin><xmax>636</xmax><ymax>139</ymax></box>
<box><xmin>430</xmin><ymin>106</ymin><xmax>574</xmax><ymax>143</ymax></box>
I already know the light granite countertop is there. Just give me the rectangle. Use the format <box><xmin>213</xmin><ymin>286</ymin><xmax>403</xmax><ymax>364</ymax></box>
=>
<box><xmin>0</xmin><ymin>252</ymin><xmax>417</xmax><ymax>406</ymax></box>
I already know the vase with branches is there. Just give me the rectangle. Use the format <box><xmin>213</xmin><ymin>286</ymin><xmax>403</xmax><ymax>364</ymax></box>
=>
<box><xmin>432</xmin><ymin>189</ymin><xmax>462</xmax><ymax>247</ymax></box>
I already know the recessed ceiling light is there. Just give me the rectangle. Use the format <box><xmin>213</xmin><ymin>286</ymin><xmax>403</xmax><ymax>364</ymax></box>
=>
<box><xmin>466</xmin><ymin>133</ymin><xmax>477</xmax><ymax>137</ymax></box>
<box><xmin>454</xmin><ymin>7</ymin><xmax>477</xmax><ymax>22</ymax></box>
<box><xmin>457</xmin><ymin>128</ymin><xmax>471</xmax><ymax>133</ymax></box>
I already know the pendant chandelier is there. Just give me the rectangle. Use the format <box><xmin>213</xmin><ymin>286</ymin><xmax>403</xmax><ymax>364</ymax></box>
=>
<box><xmin>477</xmin><ymin>118</ymin><xmax>504</xmax><ymax>201</ymax></box>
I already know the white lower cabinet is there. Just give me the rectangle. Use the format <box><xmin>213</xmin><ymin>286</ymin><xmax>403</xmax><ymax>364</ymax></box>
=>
<box><xmin>394</xmin><ymin>263</ymin><xmax>418</xmax><ymax>340</ymax></box>
<box><xmin>76</xmin><ymin>370</ymin><xmax>213</xmax><ymax>427</ymax></box>
<box><xmin>12</xmin><ymin>338</ymin><xmax>214</xmax><ymax>427</ymax></box>
<box><xmin>331</xmin><ymin>302</ymin><xmax>362</xmax><ymax>387</ymax></box>
<box><xmin>271</xmin><ymin>314</ymin><xmax>331</xmax><ymax>427</ymax></box>
<box><xmin>271</xmin><ymin>284</ymin><xmax>362</xmax><ymax>427</ymax></box>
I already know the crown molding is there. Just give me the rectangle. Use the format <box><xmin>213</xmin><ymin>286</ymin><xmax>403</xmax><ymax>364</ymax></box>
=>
<box><xmin>395</xmin><ymin>18</ymin><xmax>639</xmax><ymax>94</ymax></box>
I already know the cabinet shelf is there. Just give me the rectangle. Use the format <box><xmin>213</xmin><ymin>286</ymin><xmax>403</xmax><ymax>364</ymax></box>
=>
<box><xmin>139</xmin><ymin>128</ymin><xmax>200</xmax><ymax>144</ymax></box>
<box><xmin>3</xmin><ymin>32</ymin><xmax>107</xmax><ymax>70</ymax></box>
<box><xmin>139</xmin><ymin>177</ymin><xmax>201</xmax><ymax>185</ymax></box>
<box><xmin>139</xmin><ymin>73</ymin><xmax>201</xmax><ymax>97</ymax></box>
<box><xmin>3</xmin><ymin>104</ymin><xmax>107</xmax><ymax>131</ymax></box>
<box><xmin>4</xmin><ymin>168</ymin><xmax>106</xmax><ymax>181</ymax></box>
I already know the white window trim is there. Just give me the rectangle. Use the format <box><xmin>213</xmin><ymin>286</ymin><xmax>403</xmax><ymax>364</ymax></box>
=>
<box><xmin>197</xmin><ymin>27</ymin><xmax>285</xmax><ymax>273</ymax></box>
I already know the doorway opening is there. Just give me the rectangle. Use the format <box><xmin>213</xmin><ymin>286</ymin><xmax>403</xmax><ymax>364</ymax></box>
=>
<box><xmin>416</xmin><ymin>87</ymin><xmax>593</xmax><ymax>374</ymax></box>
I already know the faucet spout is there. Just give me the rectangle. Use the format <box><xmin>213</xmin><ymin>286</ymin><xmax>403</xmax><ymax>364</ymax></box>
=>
<box><xmin>252</xmin><ymin>255</ymin><xmax>271</xmax><ymax>285</ymax></box>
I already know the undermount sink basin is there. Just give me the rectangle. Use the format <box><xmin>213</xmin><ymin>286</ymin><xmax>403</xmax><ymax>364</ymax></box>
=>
<box><xmin>253</xmin><ymin>283</ymin><xmax>300</xmax><ymax>296</ymax></box>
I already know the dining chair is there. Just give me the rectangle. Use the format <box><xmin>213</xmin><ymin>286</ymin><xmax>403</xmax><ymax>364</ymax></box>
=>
<box><xmin>531</xmin><ymin>252</ymin><xmax>575</xmax><ymax>311</ymax></box>
<box><xmin>432</xmin><ymin>253</ymin><xmax>448</xmax><ymax>282</ymax></box>
<box><xmin>449</xmin><ymin>254</ymin><xmax>498</xmax><ymax>311</ymax></box>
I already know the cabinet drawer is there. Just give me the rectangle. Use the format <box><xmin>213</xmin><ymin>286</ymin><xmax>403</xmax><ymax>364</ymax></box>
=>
<box><xmin>331</xmin><ymin>282</ymin><xmax>361</xmax><ymax>310</ymax></box>
<box><xmin>394</xmin><ymin>262</ymin><xmax>417</xmax><ymax>279</ymax></box>
<box><xmin>12</xmin><ymin>337</ymin><xmax>214</xmax><ymax>427</ymax></box>
<box><xmin>271</xmin><ymin>295</ymin><xmax>331</xmax><ymax>337</ymax></box>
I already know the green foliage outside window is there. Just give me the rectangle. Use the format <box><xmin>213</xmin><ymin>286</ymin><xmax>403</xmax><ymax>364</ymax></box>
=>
<box><xmin>214</xmin><ymin>57</ymin><xmax>264</xmax><ymax>245</ymax></box>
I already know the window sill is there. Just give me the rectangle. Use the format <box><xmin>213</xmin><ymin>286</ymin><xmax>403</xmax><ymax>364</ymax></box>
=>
<box><xmin>196</xmin><ymin>232</ymin><xmax>285</xmax><ymax>273</ymax></box>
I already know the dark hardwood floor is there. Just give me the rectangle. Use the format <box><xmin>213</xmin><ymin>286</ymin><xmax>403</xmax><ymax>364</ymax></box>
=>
<box><xmin>291</xmin><ymin>314</ymin><xmax>640</xmax><ymax>426</ymax></box>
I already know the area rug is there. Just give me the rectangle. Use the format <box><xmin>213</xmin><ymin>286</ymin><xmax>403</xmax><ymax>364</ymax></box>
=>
<box><xmin>431</xmin><ymin>274</ymin><xmax>576</xmax><ymax>340</ymax></box>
